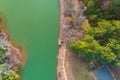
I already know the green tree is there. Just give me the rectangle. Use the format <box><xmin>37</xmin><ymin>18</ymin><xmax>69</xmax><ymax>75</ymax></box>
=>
<box><xmin>68</xmin><ymin>20</ymin><xmax>120</xmax><ymax>66</ymax></box>
<box><xmin>108</xmin><ymin>0</ymin><xmax>120</xmax><ymax>19</ymax></box>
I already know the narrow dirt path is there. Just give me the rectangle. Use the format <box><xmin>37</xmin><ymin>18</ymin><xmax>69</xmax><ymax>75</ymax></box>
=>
<box><xmin>57</xmin><ymin>0</ymin><xmax>68</xmax><ymax>79</ymax></box>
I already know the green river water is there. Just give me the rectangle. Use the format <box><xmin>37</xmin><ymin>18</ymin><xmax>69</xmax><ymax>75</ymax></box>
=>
<box><xmin>0</xmin><ymin>0</ymin><xmax>59</xmax><ymax>80</ymax></box>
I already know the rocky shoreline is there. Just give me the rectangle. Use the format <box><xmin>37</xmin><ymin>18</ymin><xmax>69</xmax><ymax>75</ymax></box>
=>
<box><xmin>0</xmin><ymin>23</ymin><xmax>23</xmax><ymax>79</ymax></box>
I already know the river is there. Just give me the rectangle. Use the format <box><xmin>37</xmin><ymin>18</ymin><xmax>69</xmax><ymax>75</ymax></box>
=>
<box><xmin>0</xmin><ymin>0</ymin><xmax>59</xmax><ymax>80</ymax></box>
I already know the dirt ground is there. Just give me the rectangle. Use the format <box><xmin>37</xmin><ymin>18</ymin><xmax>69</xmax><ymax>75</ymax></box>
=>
<box><xmin>65</xmin><ymin>49</ymin><xmax>94</xmax><ymax>80</ymax></box>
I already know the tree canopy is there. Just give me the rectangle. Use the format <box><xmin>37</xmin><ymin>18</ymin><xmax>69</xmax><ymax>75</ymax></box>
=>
<box><xmin>68</xmin><ymin>20</ymin><xmax>120</xmax><ymax>66</ymax></box>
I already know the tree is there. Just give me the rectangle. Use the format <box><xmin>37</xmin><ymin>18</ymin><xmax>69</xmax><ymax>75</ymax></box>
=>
<box><xmin>2</xmin><ymin>70</ymin><xmax>20</xmax><ymax>80</ymax></box>
<box><xmin>108</xmin><ymin>0</ymin><xmax>120</xmax><ymax>20</ymax></box>
<box><xmin>107</xmin><ymin>39</ymin><xmax>120</xmax><ymax>58</ymax></box>
<box><xmin>68</xmin><ymin>20</ymin><xmax>120</xmax><ymax>66</ymax></box>
<box><xmin>83</xmin><ymin>0</ymin><xmax>120</xmax><ymax>24</ymax></box>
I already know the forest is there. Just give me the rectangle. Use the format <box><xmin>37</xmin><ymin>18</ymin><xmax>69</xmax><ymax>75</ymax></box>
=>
<box><xmin>68</xmin><ymin>0</ymin><xmax>120</xmax><ymax>66</ymax></box>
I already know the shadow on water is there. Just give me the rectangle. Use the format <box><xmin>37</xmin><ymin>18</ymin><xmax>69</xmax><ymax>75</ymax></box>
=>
<box><xmin>94</xmin><ymin>65</ymin><xmax>114</xmax><ymax>80</ymax></box>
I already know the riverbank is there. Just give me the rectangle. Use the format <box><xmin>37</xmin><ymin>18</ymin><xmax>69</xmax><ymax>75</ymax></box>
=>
<box><xmin>57</xmin><ymin>0</ymin><xmax>94</xmax><ymax>80</ymax></box>
<box><xmin>0</xmin><ymin>17</ymin><xmax>23</xmax><ymax>79</ymax></box>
